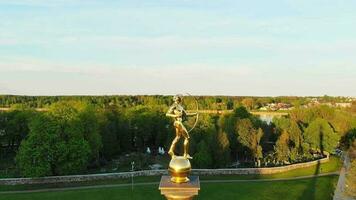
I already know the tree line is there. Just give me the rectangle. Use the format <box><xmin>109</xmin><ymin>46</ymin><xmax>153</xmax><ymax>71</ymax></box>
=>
<box><xmin>1</xmin><ymin>95</ymin><xmax>353</xmax><ymax>111</ymax></box>
<box><xmin>0</xmin><ymin>98</ymin><xmax>355</xmax><ymax>177</ymax></box>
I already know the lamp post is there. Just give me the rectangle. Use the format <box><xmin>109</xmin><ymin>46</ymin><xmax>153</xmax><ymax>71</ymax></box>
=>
<box><xmin>131</xmin><ymin>161</ymin><xmax>135</xmax><ymax>192</ymax></box>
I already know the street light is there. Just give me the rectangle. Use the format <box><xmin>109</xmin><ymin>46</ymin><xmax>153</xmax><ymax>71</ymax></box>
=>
<box><xmin>131</xmin><ymin>161</ymin><xmax>135</xmax><ymax>192</ymax></box>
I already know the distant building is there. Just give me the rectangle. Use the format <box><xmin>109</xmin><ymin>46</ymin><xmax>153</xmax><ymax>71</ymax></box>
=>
<box><xmin>260</xmin><ymin>103</ymin><xmax>292</xmax><ymax>111</ymax></box>
<box><xmin>259</xmin><ymin>106</ymin><xmax>268</xmax><ymax>111</ymax></box>
<box><xmin>307</xmin><ymin>102</ymin><xmax>352</xmax><ymax>108</ymax></box>
<box><xmin>335</xmin><ymin>103</ymin><xmax>351</xmax><ymax>108</ymax></box>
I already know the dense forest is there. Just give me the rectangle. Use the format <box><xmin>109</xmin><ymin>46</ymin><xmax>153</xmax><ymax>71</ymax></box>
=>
<box><xmin>0</xmin><ymin>95</ymin><xmax>354</xmax><ymax>111</ymax></box>
<box><xmin>0</xmin><ymin>95</ymin><xmax>355</xmax><ymax>178</ymax></box>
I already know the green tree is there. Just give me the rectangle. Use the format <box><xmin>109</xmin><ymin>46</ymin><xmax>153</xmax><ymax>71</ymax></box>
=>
<box><xmin>77</xmin><ymin>105</ymin><xmax>102</xmax><ymax>164</ymax></box>
<box><xmin>275</xmin><ymin>131</ymin><xmax>290</xmax><ymax>163</ymax></box>
<box><xmin>126</xmin><ymin>106</ymin><xmax>170</xmax><ymax>152</ymax></box>
<box><xmin>304</xmin><ymin>118</ymin><xmax>340</xmax><ymax>154</ymax></box>
<box><xmin>330</xmin><ymin>111</ymin><xmax>355</xmax><ymax>137</ymax></box>
<box><xmin>341</xmin><ymin>129</ymin><xmax>356</xmax><ymax>149</ymax></box>
<box><xmin>192</xmin><ymin>141</ymin><xmax>212</xmax><ymax>168</ymax></box>
<box><xmin>241</xmin><ymin>98</ymin><xmax>254</xmax><ymax>110</ymax></box>
<box><xmin>233</xmin><ymin>106</ymin><xmax>251</xmax><ymax>119</ymax></box>
<box><xmin>256</xmin><ymin>128</ymin><xmax>264</xmax><ymax>166</ymax></box>
<box><xmin>219</xmin><ymin>113</ymin><xmax>237</xmax><ymax>156</ymax></box>
<box><xmin>289</xmin><ymin>105</ymin><xmax>335</xmax><ymax>125</ymax></box>
<box><xmin>128</xmin><ymin>106</ymin><xmax>156</xmax><ymax>151</ymax></box>
<box><xmin>273</xmin><ymin>117</ymin><xmax>291</xmax><ymax>132</ymax></box>
<box><xmin>226</xmin><ymin>99</ymin><xmax>234</xmax><ymax>110</ymax></box>
<box><xmin>236</xmin><ymin>118</ymin><xmax>264</xmax><ymax>166</ymax></box>
<box><xmin>3</xmin><ymin>109</ymin><xmax>35</xmax><ymax>152</ymax></box>
<box><xmin>273</xmin><ymin>117</ymin><xmax>303</xmax><ymax>158</ymax></box>
<box><xmin>49</xmin><ymin>101</ymin><xmax>101</xmax><ymax>163</ymax></box>
<box><xmin>99</xmin><ymin>108</ymin><xmax>121</xmax><ymax>159</ymax></box>
<box><xmin>221</xmin><ymin>105</ymin><xmax>255</xmax><ymax>160</ymax></box>
<box><xmin>288</xmin><ymin>120</ymin><xmax>303</xmax><ymax>150</ymax></box>
<box><xmin>15</xmin><ymin>115</ymin><xmax>56</xmax><ymax>177</ymax></box>
<box><xmin>16</xmin><ymin>103</ymin><xmax>92</xmax><ymax>177</ymax></box>
<box><xmin>211</xmin><ymin>131</ymin><xmax>230</xmax><ymax>168</ymax></box>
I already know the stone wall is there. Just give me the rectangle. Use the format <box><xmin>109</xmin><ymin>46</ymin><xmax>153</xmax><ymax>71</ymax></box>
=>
<box><xmin>0</xmin><ymin>156</ymin><xmax>329</xmax><ymax>185</ymax></box>
<box><xmin>0</xmin><ymin>170</ymin><xmax>167</xmax><ymax>185</ymax></box>
<box><xmin>192</xmin><ymin>156</ymin><xmax>329</xmax><ymax>176</ymax></box>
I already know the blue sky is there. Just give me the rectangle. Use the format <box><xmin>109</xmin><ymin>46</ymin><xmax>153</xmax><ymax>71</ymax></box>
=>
<box><xmin>0</xmin><ymin>0</ymin><xmax>355</xmax><ymax>96</ymax></box>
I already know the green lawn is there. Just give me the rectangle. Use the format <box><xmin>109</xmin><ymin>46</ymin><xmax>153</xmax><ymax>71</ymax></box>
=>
<box><xmin>202</xmin><ymin>156</ymin><xmax>342</xmax><ymax>181</ymax></box>
<box><xmin>0</xmin><ymin>156</ymin><xmax>342</xmax><ymax>192</ymax></box>
<box><xmin>0</xmin><ymin>176</ymin><xmax>338</xmax><ymax>200</ymax></box>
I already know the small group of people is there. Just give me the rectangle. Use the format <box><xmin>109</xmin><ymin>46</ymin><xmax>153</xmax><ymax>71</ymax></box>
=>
<box><xmin>146</xmin><ymin>147</ymin><xmax>165</xmax><ymax>155</ymax></box>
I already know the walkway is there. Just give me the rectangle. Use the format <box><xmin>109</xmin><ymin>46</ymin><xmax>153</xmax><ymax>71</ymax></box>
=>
<box><xmin>333</xmin><ymin>154</ymin><xmax>353</xmax><ymax>200</ymax></box>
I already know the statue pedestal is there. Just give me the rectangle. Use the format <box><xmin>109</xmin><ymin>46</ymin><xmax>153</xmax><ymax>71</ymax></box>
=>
<box><xmin>159</xmin><ymin>175</ymin><xmax>200</xmax><ymax>200</ymax></box>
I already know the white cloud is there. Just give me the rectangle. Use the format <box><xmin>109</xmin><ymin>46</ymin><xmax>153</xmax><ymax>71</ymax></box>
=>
<box><xmin>0</xmin><ymin>57</ymin><xmax>257</xmax><ymax>95</ymax></box>
<box><xmin>1</xmin><ymin>1</ymin><xmax>355</xmax><ymax>96</ymax></box>
<box><xmin>0</xmin><ymin>57</ymin><xmax>253</xmax><ymax>76</ymax></box>
<box><xmin>1</xmin><ymin>57</ymin><xmax>355</xmax><ymax>96</ymax></box>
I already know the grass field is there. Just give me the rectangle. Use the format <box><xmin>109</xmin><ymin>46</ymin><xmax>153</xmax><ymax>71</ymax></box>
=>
<box><xmin>0</xmin><ymin>176</ymin><xmax>338</xmax><ymax>200</ymax></box>
<box><xmin>0</xmin><ymin>156</ymin><xmax>342</xmax><ymax>192</ymax></box>
<box><xmin>0</xmin><ymin>156</ymin><xmax>342</xmax><ymax>200</ymax></box>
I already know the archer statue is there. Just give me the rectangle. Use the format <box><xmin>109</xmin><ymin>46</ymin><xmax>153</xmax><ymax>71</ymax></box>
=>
<box><xmin>166</xmin><ymin>94</ymin><xmax>198</xmax><ymax>159</ymax></box>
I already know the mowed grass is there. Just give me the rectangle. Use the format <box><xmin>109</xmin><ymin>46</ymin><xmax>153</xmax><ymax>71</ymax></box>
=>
<box><xmin>0</xmin><ymin>156</ymin><xmax>342</xmax><ymax>192</ymax></box>
<box><xmin>202</xmin><ymin>156</ymin><xmax>342</xmax><ymax>181</ymax></box>
<box><xmin>0</xmin><ymin>176</ymin><xmax>338</xmax><ymax>200</ymax></box>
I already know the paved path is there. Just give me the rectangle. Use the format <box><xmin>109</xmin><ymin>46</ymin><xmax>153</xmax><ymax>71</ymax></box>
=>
<box><xmin>0</xmin><ymin>172</ymin><xmax>339</xmax><ymax>195</ymax></box>
<box><xmin>333</xmin><ymin>154</ymin><xmax>353</xmax><ymax>200</ymax></box>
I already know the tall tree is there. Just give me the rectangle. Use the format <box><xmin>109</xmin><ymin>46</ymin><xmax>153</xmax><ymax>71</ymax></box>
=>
<box><xmin>273</xmin><ymin>117</ymin><xmax>303</xmax><ymax>158</ymax></box>
<box><xmin>236</xmin><ymin>118</ymin><xmax>264</xmax><ymax>166</ymax></box>
<box><xmin>77</xmin><ymin>105</ymin><xmax>102</xmax><ymax>164</ymax></box>
<box><xmin>241</xmin><ymin>98</ymin><xmax>254</xmax><ymax>110</ymax></box>
<box><xmin>288</xmin><ymin>120</ymin><xmax>303</xmax><ymax>150</ymax></box>
<box><xmin>275</xmin><ymin>131</ymin><xmax>290</xmax><ymax>163</ymax></box>
<box><xmin>192</xmin><ymin>140</ymin><xmax>212</xmax><ymax>168</ymax></box>
<box><xmin>16</xmin><ymin>114</ymin><xmax>90</xmax><ymax>177</ymax></box>
<box><xmin>99</xmin><ymin>108</ymin><xmax>121</xmax><ymax>159</ymax></box>
<box><xmin>211</xmin><ymin>131</ymin><xmax>231</xmax><ymax>168</ymax></box>
<box><xmin>304</xmin><ymin>118</ymin><xmax>340</xmax><ymax>154</ymax></box>
<box><xmin>49</xmin><ymin>101</ymin><xmax>102</xmax><ymax>164</ymax></box>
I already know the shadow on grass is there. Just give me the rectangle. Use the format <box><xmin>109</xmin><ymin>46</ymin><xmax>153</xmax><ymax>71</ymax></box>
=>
<box><xmin>298</xmin><ymin>131</ymin><xmax>324</xmax><ymax>200</ymax></box>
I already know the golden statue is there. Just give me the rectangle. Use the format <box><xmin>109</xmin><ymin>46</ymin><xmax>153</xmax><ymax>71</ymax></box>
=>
<box><xmin>166</xmin><ymin>94</ymin><xmax>198</xmax><ymax>183</ymax></box>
